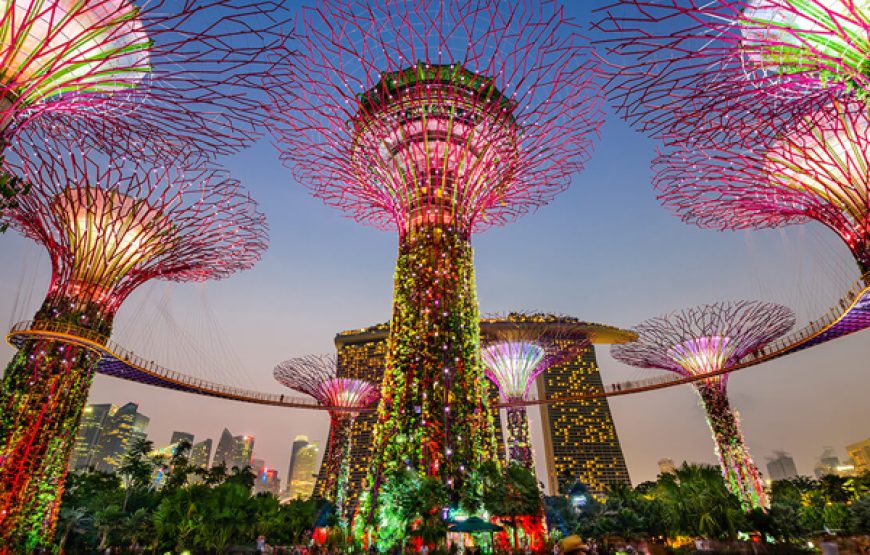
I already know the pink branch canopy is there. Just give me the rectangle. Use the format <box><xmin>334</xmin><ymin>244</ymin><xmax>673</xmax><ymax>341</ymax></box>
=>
<box><xmin>274</xmin><ymin>354</ymin><xmax>380</xmax><ymax>412</ymax></box>
<box><xmin>0</xmin><ymin>144</ymin><xmax>268</xmax><ymax>315</ymax></box>
<box><xmin>655</xmin><ymin>99</ymin><xmax>870</xmax><ymax>271</ymax></box>
<box><xmin>611</xmin><ymin>301</ymin><xmax>795</xmax><ymax>390</ymax></box>
<box><xmin>481</xmin><ymin>314</ymin><xmax>592</xmax><ymax>402</ymax></box>
<box><xmin>267</xmin><ymin>0</ymin><xmax>604</xmax><ymax>235</ymax></box>
<box><xmin>593</xmin><ymin>0</ymin><xmax>868</xmax><ymax>146</ymax></box>
<box><xmin>0</xmin><ymin>0</ymin><xmax>289</xmax><ymax>160</ymax></box>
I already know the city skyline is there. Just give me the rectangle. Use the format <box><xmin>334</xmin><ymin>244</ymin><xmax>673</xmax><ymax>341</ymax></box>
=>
<box><xmin>0</xmin><ymin>1</ymin><xmax>867</xmax><ymax>496</ymax></box>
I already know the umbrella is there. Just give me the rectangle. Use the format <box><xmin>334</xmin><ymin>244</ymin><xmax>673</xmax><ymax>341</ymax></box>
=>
<box><xmin>448</xmin><ymin>517</ymin><xmax>504</xmax><ymax>533</ymax></box>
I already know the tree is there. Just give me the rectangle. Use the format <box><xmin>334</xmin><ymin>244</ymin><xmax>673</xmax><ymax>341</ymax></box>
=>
<box><xmin>480</xmin><ymin>461</ymin><xmax>544</xmax><ymax>548</ymax></box>
<box><xmin>851</xmin><ymin>494</ymin><xmax>870</xmax><ymax>533</ymax></box>
<box><xmin>654</xmin><ymin>463</ymin><xmax>745</xmax><ymax>540</ymax></box>
<box><xmin>56</xmin><ymin>506</ymin><xmax>91</xmax><ymax>550</ymax></box>
<box><xmin>117</xmin><ymin>438</ymin><xmax>156</xmax><ymax>511</ymax></box>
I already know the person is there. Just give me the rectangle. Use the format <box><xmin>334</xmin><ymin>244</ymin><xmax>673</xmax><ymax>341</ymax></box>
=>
<box><xmin>257</xmin><ymin>535</ymin><xmax>267</xmax><ymax>554</ymax></box>
<box><xmin>420</xmin><ymin>543</ymin><xmax>429</xmax><ymax>555</ymax></box>
<box><xmin>559</xmin><ymin>535</ymin><xmax>589</xmax><ymax>555</ymax></box>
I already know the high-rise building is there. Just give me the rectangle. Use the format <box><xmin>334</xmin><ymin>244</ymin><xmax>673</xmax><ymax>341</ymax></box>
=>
<box><xmin>767</xmin><ymin>452</ymin><xmax>799</xmax><ymax>481</ymax></box>
<box><xmin>190</xmin><ymin>439</ymin><xmax>213</xmax><ymax>469</ymax></box>
<box><xmin>815</xmin><ymin>447</ymin><xmax>841</xmax><ymax>478</ymax></box>
<box><xmin>326</xmin><ymin>317</ymin><xmax>631</xmax><ymax>510</ymax></box>
<box><xmin>170</xmin><ymin>431</ymin><xmax>195</xmax><ymax>446</ymax></box>
<box><xmin>658</xmin><ymin>458</ymin><xmax>677</xmax><ymax>476</ymax></box>
<box><xmin>252</xmin><ymin>458</ymin><xmax>266</xmax><ymax>479</ymax></box>
<box><xmin>93</xmin><ymin>402</ymin><xmax>150</xmax><ymax>473</ymax></box>
<box><xmin>69</xmin><ymin>403</ymin><xmax>114</xmax><ymax>471</ymax></box>
<box><xmin>537</xmin><ymin>343</ymin><xmax>630</xmax><ymax>496</ymax></box>
<box><xmin>287</xmin><ymin>436</ymin><xmax>310</xmax><ymax>494</ymax></box>
<box><xmin>288</xmin><ymin>438</ymin><xmax>320</xmax><ymax>499</ymax></box>
<box><xmin>212</xmin><ymin>428</ymin><xmax>255</xmax><ymax>470</ymax></box>
<box><xmin>847</xmin><ymin>438</ymin><xmax>870</xmax><ymax>474</ymax></box>
<box><xmin>255</xmin><ymin>467</ymin><xmax>281</xmax><ymax>496</ymax></box>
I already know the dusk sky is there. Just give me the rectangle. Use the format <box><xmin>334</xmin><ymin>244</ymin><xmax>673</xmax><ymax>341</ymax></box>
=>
<box><xmin>1</xmin><ymin>1</ymin><xmax>868</xmax><ymax>492</ymax></box>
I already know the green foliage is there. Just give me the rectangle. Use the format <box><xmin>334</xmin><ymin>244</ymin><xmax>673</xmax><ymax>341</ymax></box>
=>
<box><xmin>0</xmin><ymin>166</ymin><xmax>29</xmax><ymax>232</ymax></box>
<box><xmin>54</xmin><ymin>456</ymin><xmax>321</xmax><ymax>552</ymax></box>
<box><xmin>373</xmin><ymin>469</ymin><xmax>450</xmax><ymax>551</ymax></box>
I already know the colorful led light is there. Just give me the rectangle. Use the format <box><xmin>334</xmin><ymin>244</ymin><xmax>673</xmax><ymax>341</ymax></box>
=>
<box><xmin>274</xmin><ymin>355</ymin><xmax>379</xmax><ymax>522</ymax></box>
<box><xmin>0</xmin><ymin>145</ymin><xmax>266</xmax><ymax>548</ymax></box>
<box><xmin>267</xmin><ymin>0</ymin><xmax>603</xmax><ymax>522</ymax></box>
<box><xmin>612</xmin><ymin>301</ymin><xmax>795</xmax><ymax>510</ymax></box>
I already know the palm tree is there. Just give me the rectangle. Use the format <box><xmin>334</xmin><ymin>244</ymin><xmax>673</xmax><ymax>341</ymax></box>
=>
<box><xmin>118</xmin><ymin>438</ymin><xmax>156</xmax><ymax>511</ymax></box>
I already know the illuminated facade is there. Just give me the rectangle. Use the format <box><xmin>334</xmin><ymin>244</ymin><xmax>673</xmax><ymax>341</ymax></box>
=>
<box><xmin>328</xmin><ymin>317</ymin><xmax>632</xmax><ymax>511</ymax></box>
<box><xmin>190</xmin><ymin>439</ymin><xmax>213</xmax><ymax>469</ymax></box>
<box><xmin>537</xmin><ymin>345</ymin><xmax>630</xmax><ymax>496</ymax></box>
<box><xmin>69</xmin><ymin>403</ymin><xmax>113</xmax><ymax>471</ymax></box>
<box><xmin>287</xmin><ymin>438</ymin><xmax>320</xmax><ymax>500</ymax></box>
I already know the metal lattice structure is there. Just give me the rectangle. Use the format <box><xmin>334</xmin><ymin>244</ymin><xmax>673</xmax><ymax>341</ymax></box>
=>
<box><xmin>270</xmin><ymin>0</ymin><xmax>602</xmax><ymax>234</ymax></box>
<box><xmin>612</xmin><ymin>301</ymin><xmax>795</xmax><ymax>511</ymax></box>
<box><xmin>481</xmin><ymin>316</ymin><xmax>592</xmax><ymax>468</ymax></box>
<box><xmin>274</xmin><ymin>355</ymin><xmax>379</xmax><ymax>519</ymax></box>
<box><xmin>593</xmin><ymin>0</ymin><xmax>868</xmax><ymax>145</ymax></box>
<box><xmin>0</xmin><ymin>146</ymin><xmax>267</xmax><ymax>548</ymax></box>
<box><xmin>0</xmin><ymin>0</ymin><xmax>287</xmax><ymax>160</ymax></box>
<box><xmin>267</xmin><ymin>0</ymin><xmax>604</xmax><ymax>523</ymax></box>
<box><xmin>656</xmin><ymin>98</ymin><xmax>870</xmax><ymax>273</ymax></box>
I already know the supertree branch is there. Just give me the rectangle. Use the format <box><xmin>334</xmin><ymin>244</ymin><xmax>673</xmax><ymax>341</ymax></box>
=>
<box><xmin>0</xmin><ymin>147</ymin><xmax>267</xmax><ymax>548</ymax></box>
<box><xmin>612</xmin><ymin>301</ymin><xmax>795</xmax><ymax>510</ymax></box>
<box><xmin>480</xmin><ymin>316</ymin><xmax>591</xmax><ymax>468</ymax></box>
<box><xmin>268</xmin><ymin>0</ymin><xmax>604</xmax><ymax>235</ymax></box>
<box><xmin>655</xmin><ymin>99</ymin><xmax>870</xmax><ymax>274</ymax></box>
<box><xmin>1</xmin><ymin>147</ymin><xmax>267</xmax><ymax>323</ymax></box>
<box><xmin>274</xmin><ymin>355</ymin><xmax>379</xmax><ymax>515</ymax></box>
<box><xmin>592</xmin><ymin>0</ymin><xmax>867</xmax><ymax>146</ymax></box>
<box><xmin>0</xmin><ymin>0</ymin><xmax>289</xmax><ymax>160</ymax></box>
<box><xmin>481</xmin><ymin>316</ymin><xmax>592</xmax><ymax>402</ymax></box>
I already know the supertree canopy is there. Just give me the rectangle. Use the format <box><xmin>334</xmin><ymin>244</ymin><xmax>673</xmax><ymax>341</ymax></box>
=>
<box><xmin>481</xmin><ymin>317</ymin><xmax>591</xmax><ymax>469</ymax></box>
<box><xmin>0</xmin><ymin>0</ymin><xmax>286</xmax><ymax>160</ymax></box>
<box><xmin>274</xmin><ymin>354</ymin><xmax>380</xmax><ymax>520</ymax></box>
<box><xmin>267</xmin><ymin>0</ymin><xmax>604</xmax><ymax>516</ymax></box>
<box><xmin>655</xmin><ymin>98</ymin><xmax>870</xmax><ymax>275</ymax></box>
<box><xmin>593</xmin><ymin>0</ymin><xmax>870</xmax><ymax>145</ymax></box>
<box><xmin>611</xmin><ymin>301</ymin><xmax>795</xmax><ymax>511</ymax></box>
<box><xmin>0</xmin><ymin>146</ymin><xmax>267</xmax><ymax>548</ymax></box>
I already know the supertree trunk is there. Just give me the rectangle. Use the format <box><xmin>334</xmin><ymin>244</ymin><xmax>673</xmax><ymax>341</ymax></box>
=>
<box><xmin>367</xmin><ymin>225</ymin><xmax>496</xmax><ymax>514</ymax></box>
<box><xmin>0</xmin><ymin>297</ymin><xmax>112</xmax><ymax>549</ymax></box>
<box><xmin>696</xmin><ymin>384</ymin><xmax>769</xmax><ymax>511</ymax></box>
<box><xmin>322</xmin><ymin>414</ymin><xmax>354</xmax><ymax>520</ymax></box>
<box><xmin>504</xmin><ymin>406</ymin><xmax>533</xmax><ymax>469</ymax></box>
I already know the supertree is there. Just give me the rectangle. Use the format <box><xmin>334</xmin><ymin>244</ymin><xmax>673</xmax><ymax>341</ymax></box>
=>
<box><xmin>611</xmin><ymin>301</ymin><xmax>795</xmax><ymax>510</ymax></box>
<box><xmin>0</xmin><ymin>145</ymin><xmax>267</xmax><ymax>548</ymax></box>
<box><xmin>0</xmin><ymin>0</ymin><xmax>287</xmax><ymax>164</ymax></box>
<box><xmin>481</xmin><ymin>317</ymin><xmax>591</xmax><ymax>469</ymax></box>
<box><xmin>593</xmin><ymin>0</ymin><xmax>870</xmax><ymax>146</ymax></box>
<box><xmin>655</xmin><ymin>98</ymin><xmax>870</xmax><ymax>277</ymax></box>
<box><xmin>266</xmin><ymin>0</ymin><xmax>604</xmax><ymax>514</ymax></box>
<box><xmin>274</xmin><ymin>354</ymin><xmax>380</xmax><ymax>521</ymax></box>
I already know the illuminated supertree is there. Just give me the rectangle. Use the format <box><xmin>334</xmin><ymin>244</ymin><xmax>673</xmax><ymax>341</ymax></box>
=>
<box><xmin>0</xmin><ymin>146</ymin><xmax>267</xmax><ymax>548</ymax></box>
<box><xmin>656</xmin><ymin>98</ymin><xmax>870</xmax><ymax>276</ymax></box>
<box><xmin>594</xmin><ymin>0</ymin><xmax>869</xmax><ymax>145</ymax></box>
<box><xmin>274</xmin><ymin>355</ymin><xmax>379</xmax><ymax>520</ymax></box>
<box><xmin>481</xmin><ymin>317</ymin><xmax>591</xmax><ymax>469</ymax></box>
<box><xmin>611</xmin><ymin>301</ymin><xmax>795</xmax><ymax>510</ymax></box>
<box><xmin>267</xmin><ymin>0</ymin><xmax>603</xmax><ymax>513</ymax></box>
<box><xmin>0</xmin><ymin>0</ymin><xmax>286</xmax><ymax>162</ymax></box>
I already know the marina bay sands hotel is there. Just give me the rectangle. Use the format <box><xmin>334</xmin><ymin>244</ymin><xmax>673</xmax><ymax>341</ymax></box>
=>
<box><xmin>315</xmin><ymin>314</ymin><xmax>632</xmax><ymax>511</ymax></box>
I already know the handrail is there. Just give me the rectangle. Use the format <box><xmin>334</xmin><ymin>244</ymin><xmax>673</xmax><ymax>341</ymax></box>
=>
<box><xmin>6</xmin><ymin>271</ymin><xmax>870</xmax><ymax>409</ymax></box>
